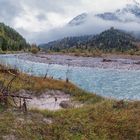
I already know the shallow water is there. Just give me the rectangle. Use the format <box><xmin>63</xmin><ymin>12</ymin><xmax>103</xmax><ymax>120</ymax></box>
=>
<box><xmin>0</xmin><ymin>54</ymin><xmax>140</xmax><ymax>100</ymax></box>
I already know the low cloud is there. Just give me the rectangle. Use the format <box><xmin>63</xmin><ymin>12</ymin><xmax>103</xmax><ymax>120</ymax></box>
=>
<box><xmin>0</xmin><ymin>0</ymin><xmax>140</xmax><ymax>44</ymax></box>
<box><xmin>35</xmin><ymin>15</ymin><xmax>140</xmax><ymax>44</ymax></box>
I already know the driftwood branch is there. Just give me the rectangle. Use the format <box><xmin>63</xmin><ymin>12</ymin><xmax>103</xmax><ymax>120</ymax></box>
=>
<box><xmin>2</xmin><ymin>94</ymin><xmax>32</xmax><ymax>99</ymax></box>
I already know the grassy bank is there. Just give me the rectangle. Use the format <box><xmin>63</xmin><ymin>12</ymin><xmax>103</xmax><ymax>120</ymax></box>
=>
<box><xmin>0</xmin><ymin>65</ymin><xmax>102</xmax><ymax>104</ymax></box>
<box><xmin>0</xmin><ymin>66</ymin><xmax>140</xmax><ymax>140</ymax></box>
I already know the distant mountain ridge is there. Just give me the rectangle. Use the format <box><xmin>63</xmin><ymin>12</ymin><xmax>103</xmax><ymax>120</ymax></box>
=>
<box><xmin>0</xmin><ymin>23</ymin><xmax>29</xmax><ymax>51</ymax></box>
<box><xmin>40</xmin><ymin>28</ymin><xmax>137</xmax><ymax>53</ymax></box>
<box><xmin>96</xmin><ymin>1</ymin><xmax>140</xmax><ymax>23</ymax></box>
<box><xmin>68</xmin><ymin>0</ymin><xmax>140</xmax><ymax>27</ymax></box>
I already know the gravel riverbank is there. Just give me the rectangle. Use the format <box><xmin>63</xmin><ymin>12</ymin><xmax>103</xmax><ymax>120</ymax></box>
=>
<box><xmin>15</xmin><ymin>53</ymin><xmax>140</xmax><ymax>70</ymax></box>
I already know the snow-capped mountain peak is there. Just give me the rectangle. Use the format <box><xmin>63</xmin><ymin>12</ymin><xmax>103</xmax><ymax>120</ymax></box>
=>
<box><xmin>68</xmin><ymin>0</ymin><xmax>140</xmax><ymax>26</ymax></box>
<box><xmin>68</xmin><ymin>13</ymin><xmax>88</xmax><ymax>26</ymax></box>
<box><xmin>97</xmin><ymin>0</ymin><xmax>140</xmax><ymax>22</ymax></box>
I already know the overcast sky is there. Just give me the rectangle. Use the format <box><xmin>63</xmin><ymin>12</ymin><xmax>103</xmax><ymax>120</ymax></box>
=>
<box><xmin>0</xmin><ymin>0</ymin><xmax>138</xmax><ymax>43</ymax></box>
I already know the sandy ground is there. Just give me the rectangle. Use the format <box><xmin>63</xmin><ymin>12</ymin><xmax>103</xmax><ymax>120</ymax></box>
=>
<box><xmin>27</xmin><ymin>91</ymin><xmax>70</xmax><ymax>110</ymax></box>
<box><xmin>16</xmin><ymin>90</ymin><xmax>82</xmax><ymax>111</ymax></box>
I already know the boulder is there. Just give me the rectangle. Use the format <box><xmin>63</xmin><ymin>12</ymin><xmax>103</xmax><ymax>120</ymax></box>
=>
<box><xmin>59</xmin><ymin>101</ymin><xmax>73</xmax><ymax>109</ymax></box>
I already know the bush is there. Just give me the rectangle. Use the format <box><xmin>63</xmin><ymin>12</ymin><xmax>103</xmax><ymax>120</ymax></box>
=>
<box><xmin>30</xmin><ymin>44</ymin><xmax>39</xmax><ymax>54</ymax></box>
<box><xmin>31</xmin><ymin>47</ymin><xmax>39</xmax><ymax>54</ymax></box>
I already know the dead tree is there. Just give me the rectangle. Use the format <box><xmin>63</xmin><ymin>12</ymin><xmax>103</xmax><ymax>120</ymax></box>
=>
<box><xmin>66</xmin><ymin>63</ymin><xmax>71</xmax><ymax>83</ymax></box>
<box><xmin>23</xmin><ymin>98</ymin><xmax>27</xmax><ymax>112</ymax></box>
<box><xmin>0</xmin><ymin>67</ymin><xmax>32</xmax><ymax>112</ymax></box>
<box><xmin>44</xmin><ymin>63</ymin><xmax>51</xmax><ymax>79</ymax></box>
<box><xmin>3</xmin><ymin>94</ymin><xmax>32</xmax><ymax>112</ymax></box>
<box><xmin>0</xmin><ymin>74</ymin><xmax>17</xmax><ymax>106</ymax></box>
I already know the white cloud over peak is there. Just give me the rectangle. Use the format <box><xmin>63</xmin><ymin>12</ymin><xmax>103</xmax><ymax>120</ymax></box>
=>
<box><xmin>0</xmin><ymin>0</ymin><xmax>139</xmax><ymax>43</ymax></box>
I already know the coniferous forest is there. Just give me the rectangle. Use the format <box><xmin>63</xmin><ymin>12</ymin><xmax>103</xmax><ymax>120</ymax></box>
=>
<box><xmin>0</xmin><ymin>23</ymin><xmax>30</xmax><ymax>51</ymax></box>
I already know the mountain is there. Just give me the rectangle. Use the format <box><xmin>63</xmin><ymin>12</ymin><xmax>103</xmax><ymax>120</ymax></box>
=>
<box><xmin>96</xmin><ymin>1</ymin><xmax>140</xmax><ymax>23</ymax></box>
<box><xmin>89</xmin><ymin>28</ymin><xmax>137</xmax><ymax>52</ymax></box>
<box><xmin>0</xmin><ymin>23</ymin><xmax>29</xmax><ymax>51</ymax></box>
<box><xmin>40</xmin><ymin>28</ymin><xmax>137</xmax><ymax>53</ymax></box>
<box><xmin>68</xmin><ymin>0</ymin><xmax>140</xmax><ymax>27</ymax></box>
<box><xmin>68</xmin><ymin>13</ymin><xmax>88</xmax><ymax>26</ymax></box>
<box><xmin>40</xmin><ymin>35</ymin><xmax>94</xmax><ymax>51</ymax></box>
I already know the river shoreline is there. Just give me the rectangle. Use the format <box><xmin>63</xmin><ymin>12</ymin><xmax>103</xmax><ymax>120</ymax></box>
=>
<box><xmin>0</xmin><ymin>53</ymin><xmax>140</xmax><ymax>100</ymax></box>
<box><xmin>9</xmin><ymin>53</ymin><xmax>140</xmax><ymax>70</ymax></box>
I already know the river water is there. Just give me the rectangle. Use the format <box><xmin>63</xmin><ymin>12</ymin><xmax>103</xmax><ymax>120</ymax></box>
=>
<box><xmin>0</xmin><ymin>54</ymin><xmax>140</xmax><ymax>100</ymax></box>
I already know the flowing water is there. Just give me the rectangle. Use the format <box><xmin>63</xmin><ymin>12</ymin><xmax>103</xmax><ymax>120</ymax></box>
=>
<box><xmin>0</xmin><ymin>54</ymin><xmax>140</xmax><ymax>100</ymax></box>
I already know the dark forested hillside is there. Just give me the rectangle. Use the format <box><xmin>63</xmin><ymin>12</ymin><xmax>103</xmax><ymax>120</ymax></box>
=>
<box><xmin>40</xmin><ymin>28</ymin><xmax>138</xmax><ymax>54</ymax></box>
<box><xmin>0</xmin><ymin>23</ymin><xmax>29</xmax><ymax>51</ymax></box>
<box><xmin>40</xmin><ymin>35</ymin><xmax>94</xmax><ymax>51</ymax></box>
<box><xmin>88</xmin><ymin>28</ymin><xmax>137</xmax><ymax>52</ymax></box>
